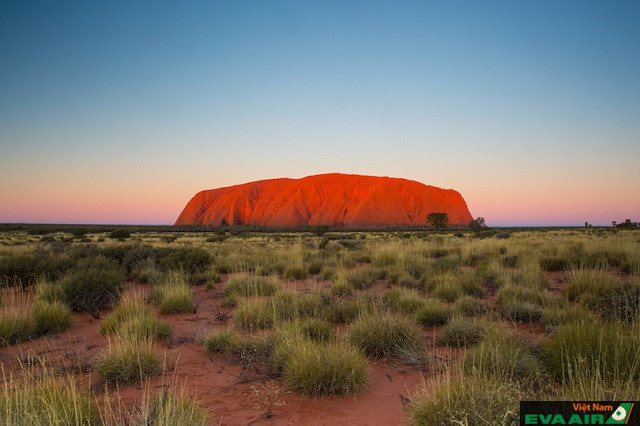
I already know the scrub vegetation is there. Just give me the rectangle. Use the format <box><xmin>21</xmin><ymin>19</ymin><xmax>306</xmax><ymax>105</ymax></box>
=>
<box><xmin>0</xmin><ymin>225</ymin><xmax>638</xmax><ymax>423</ymax></box>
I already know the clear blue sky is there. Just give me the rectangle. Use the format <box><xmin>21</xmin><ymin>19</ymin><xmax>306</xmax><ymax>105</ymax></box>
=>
<box><xmin>1</xmin><ymin>1</ymin><xmax>639</xmax><ymax>225</ymax></box>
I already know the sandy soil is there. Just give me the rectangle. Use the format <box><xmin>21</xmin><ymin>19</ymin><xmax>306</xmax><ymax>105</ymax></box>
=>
<box><xmin>0</xmin><ymin>270</ymin><xmax>576</xmax><ymax>424</ymax></box>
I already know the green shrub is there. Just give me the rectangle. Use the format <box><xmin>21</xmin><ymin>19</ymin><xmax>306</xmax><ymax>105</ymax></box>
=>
<box><xmin>283</xmin><ymin>265</ymin><xmax>309</xmax><ymax>280</ymax></box>
<box><xmin>154</xmin><ymin>247</ymin><xmax>212</xmax><ymax>273</ymax></box>
<box><xmin>348</xmin><ymin>313</ymin><xmax>422</xmax><ymax>358</ymax></box>
<box><xmin>0</xmin><ymin>314</ymin><xmax>33</xmax><ymax>346</ymax></box>
<box><xmin>0</xmin><ymin>252</ymin><xmax>71</xmax><ymax>288</ymax></box>
<box><xmin>97</xmin><ymin>340</ymin><xmax>160</xmax><ymax>384</ymax></box>
<box><xmin>438</xmin><ymin>317</ymin><xmax>484</xmax><ymax>347</ymax></box>
<box><xmin>108</xmin><ymin>229</ymin><xmax>131</xmax><ymax>239</ymax></box>
<box><xmin>60</xmin><ymin>268</ymin><xmax>125</xmax><ymax>318</ymax></box>
<box><xmin>31</xmin><ymin>300</ymin><xmax>72</xmax><ymax>335</ymax></box>
<box><xmin>283</xmin><ymin>340</ymin><xmax>369</xmax><ymax>396</ymax></box>
<box><xmin>416</xmin><ymin>299</ymin><xmax>454</xmax><ymax>326</ymax></box>
<box><xmin>408</xmin><ymin>374</ymin><xmax>521</xmax><ymax>425</ymax></box>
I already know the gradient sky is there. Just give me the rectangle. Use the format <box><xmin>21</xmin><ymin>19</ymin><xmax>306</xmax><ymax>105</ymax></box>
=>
<box><xmin>1</xmin><ymin>1</ymin><xmax>639</xmax><ymax>226</ymax></box>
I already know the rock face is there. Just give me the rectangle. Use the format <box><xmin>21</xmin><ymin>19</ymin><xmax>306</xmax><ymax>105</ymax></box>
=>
<box><xmin>175</xmin><ymin>173</ymin><xmax>473</xmax><ymax>227</ymax></box>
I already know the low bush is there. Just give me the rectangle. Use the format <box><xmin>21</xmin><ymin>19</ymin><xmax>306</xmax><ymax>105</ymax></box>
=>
<box><xmin>348</xmin><ymin>313</ymin><xmax>422</xmax><ymax>358</ymax></box>
<box><xmin>416</xmin><ymin>299</ymin><xmax>454</xmax><ymax>326</ymax></box>
<box><xmin>31</xmin><ymin>300</ymin><xmax>72</xmax><ymax>335</ymax></box>
<box><xmin>60</xmin><ymin>267</ymin><xmax>125</xmax><ymax>318</ymax></box>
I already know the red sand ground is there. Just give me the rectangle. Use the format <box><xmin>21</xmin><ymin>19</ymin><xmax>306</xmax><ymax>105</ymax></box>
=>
<box><xmin>0</xmin><ymin>281</ymin><xmax>430</xmax><ymax>425</ymax></box>
<box><xmin>175</xmin><ymin>173</ymin><xmax>473</xmax><ymax>228</ymax></box>
<box><xmin>0</xmin><ymin>271</ymin><xmax>572</xmax><ymax>425</ymax></box>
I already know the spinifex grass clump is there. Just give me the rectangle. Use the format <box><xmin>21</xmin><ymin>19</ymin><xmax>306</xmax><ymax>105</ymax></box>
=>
<box><xmin>222</xmin><ymin>275</ymin><xmax>282</xmax><ymax>303</ymax></box>
<box><xmin>0</xmin><ymin>362</ymin><xmax>102</xmax><ymax>424</ymax></box>
<box><xmin>462</xmin><ymin>330</ymin><xmax>543</xmax><ymax>385</ymax></box>
<box><xmin>97</xmin><ymin>339</ymin><xmax>161</xmax><ymax>384</ymax></box>
<box><xmin>148</xmin><ymin>272</ymin><xmax>194</xmax><ymax>314</ymax></box>
<box><xmin>233</xmin><ymin>298</ymin><xmax>275</xmax><ymax>331</ymax></box>
<box><xmin>100</xmin><ymin>296</ymin><xmax>171</xmax><ymax>341</ymax></box>
<box><xmin>426</xmin><ymin>273</ymin><xmax>463</xmax><ymax>302</ymax></box>
<box><xmin>31</xmin><ymin>300</ymin><xmax>72</xmax><ymax>335</ymax></box>
<box><xmin>348</xmin><ymin>312</ymin><xmax>422</xmax><ymax>358</ymax></box>
<box><xmin>138</xmin><ymin>387</ymin><xmax>208</xmax><ymax>426</ymax></box>
<box><xmin>543</xmin><ymin>320</ymin><xmax>640</xmax><ymax>397</ymax></box>
<box><xmin>204</xmin><ymin>329</ymin><xmax>273</xmax><ymax>359</ymax></box>
<box><xmin>564</xmin><ymin>269</ymin><xmax>640</xmax><ymax>321</ymax></box>
<box><xmin>408</xmin><ymin>373</ymin><xmax>522</xmax><ymax>426</ymax></box>
<box><xmin>496</xmin><ymin>284</ymin><xmax>550</xmax><ymax>322</ymax></box>
<box><xmin>0</xmin><ymin>313</ymin><xmax>33</xmax><ymax>346</ymax></box>
<box><xmin>283</xmin><ymin>265</ymin><xmax>309</xmax><ymax>280</ymax></box>
<box><xmin>328</xmin><ymin>297</ymin><xmax>376</xmax><ymax>323</ymax></box>
<box><xmin>416</xmin><ymin>299</ymin><xmax>454</xmax><ymax>326</ymax></box>
<box><xmin>382</xmin><ymin>288</ymin><xmax>425</xmax><ymax>315</ymax></box>
<box><xmin>455</xmin><ymin>295</ymin><xmax>488</xmax><ymax>317</ymax></box>
<box><xmin>272</xmin><ymin>325</ymin><xmax>369</xmax><ymax>397</ymax></box>
<box><xmin>343</xmin><ymin>268</ymin><xmax>377</xmax><ymax>290</ymax></box>
<box><xmin>438</xmin><ymin>317</ymin><xmax>485</xmax><ymax>347</ymax></box>
<box><xmin>283</xmin><ymin>340</ymin><xmax>369</xmax><ymax>397</ymax></box>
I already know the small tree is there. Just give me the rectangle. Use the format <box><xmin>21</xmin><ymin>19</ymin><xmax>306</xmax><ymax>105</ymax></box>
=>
<box><xmin>469</xmin><ymin>217</ymin><xmax>487</xmax><ymax>231</ymax></box>
<box><xmin>427</xmin><ymin>213</ymin><xmax>449</xmax><ymax>229</ymax></box>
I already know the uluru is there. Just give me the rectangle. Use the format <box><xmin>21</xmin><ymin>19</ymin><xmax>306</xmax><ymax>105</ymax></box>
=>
<box><xmin>175</xmin><ymin>173</ymin><xmax>473</xmax><ymax>228</ymax></box>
